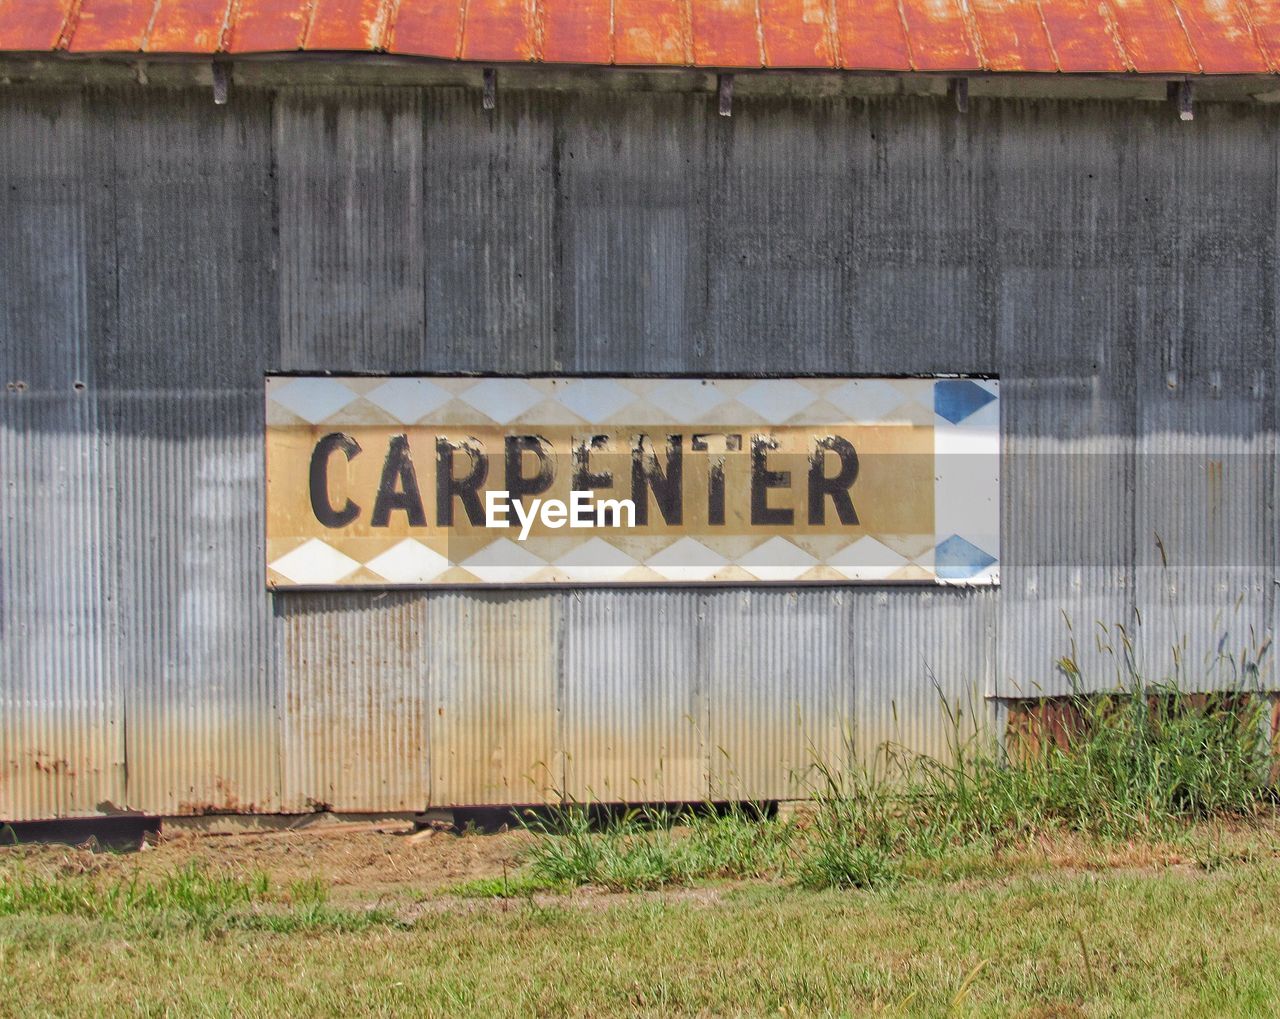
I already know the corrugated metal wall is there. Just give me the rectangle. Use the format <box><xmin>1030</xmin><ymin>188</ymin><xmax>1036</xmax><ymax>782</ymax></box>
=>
<box><xmin>2</xmin><ymin>83</ymin><xmax>1276</xmax><ymax>819</ymax></box>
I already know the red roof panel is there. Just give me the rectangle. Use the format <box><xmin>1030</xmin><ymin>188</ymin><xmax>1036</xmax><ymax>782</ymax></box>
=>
<box><xmin>146</xmin><ymin>0</ymin><xmax>233</xmax><ymax>52</ymax></box>
<box><xmin>542</xmin><ymin>0</ymin><xmax>612</xmax><ymax>63</ymax></box>
<box><xmin>692</xmin><ymin>0</ymin><xmax>762</xmax><ymax>67</ymax></box>
<box><xmin>0</xmin><ymin>0</ymin><xmax>74</xmax><ymax>49</ymax></box>
<box><xmin>614</xmin><ymin>0</ymin><xmax>691</xmax><ymax>64</ymax></box>
<box><xmin>226</xmin><ymin>0</ymin><xmax>312</xmax><ymax>52</ymax></box>
<box><xmin>831</xmin><ymin>0</ymin><xmax>912</xmax><ymax>70</ymax></box>
<box><xmin>2</xmin><ymin>0</ymin><xmax>1279</xmax><ymax>72</ymax></box>
<box><xmin>1036</xmin><ymin>0</ymin><xmax>1128</xmax><ymax>71</ymax></box>
<box><xmin>1106</xmin><ymin>0</ymin><xmax>1201</xmax><ymax>71</ymax></box>
<box><xmin>387</xmin><ymin>0</ymin><xmax>462</xmax><ymax>58</ymax></box>
<box><xmin>305</xmin><ymin>0</ymin><xmax>389</xmax><ymax>50</ymax></box>
<box><xmin>760</xmin><ymin>0</ymin><xmax>837</xmax><ymax>68</ymax></box>
<box><xmin>68</xmin><ymin>0</ymin><xmax>153</xmax><ymax>51</ymax></box>
<box><xmin>897</xmin><ymin>0</ymin><xmax>983</xmax><ymax>70</ymax></box>
<box><xmin>969</xmin><ymin>0</ymin><xmax>1058</xmax><ymax>70</ymax></box>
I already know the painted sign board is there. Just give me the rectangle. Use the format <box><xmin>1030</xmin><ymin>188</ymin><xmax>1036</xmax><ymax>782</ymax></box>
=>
<box><xmin>265</xmin><ymin>376</ymin><xmax>999</xmax><ymax>587</ymax></box>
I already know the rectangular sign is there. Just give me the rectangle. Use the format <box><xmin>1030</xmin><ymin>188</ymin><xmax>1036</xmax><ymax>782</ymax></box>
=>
<box><xmin>265</xmin><ymin>376</ymin><xmax>998</xmax><ymax>587</ymax></box>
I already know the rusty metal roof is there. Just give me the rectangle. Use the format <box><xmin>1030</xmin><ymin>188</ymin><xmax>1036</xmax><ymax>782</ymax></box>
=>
<box><xmin>0</xmin><ymin>0</ymin><xmax>1277</xmax><ymax>73</ymax></box>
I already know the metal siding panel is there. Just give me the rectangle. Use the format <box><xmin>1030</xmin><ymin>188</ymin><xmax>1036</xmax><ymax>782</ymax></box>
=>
<box><xmin>897</xmin><ymin>0</ymin><xmax>982</xmax><ymax>70</ymax></box>
<box><xmin>613</xmin><ymin>0</ymin><xmax>691</xmax><ymax>64</ymax></box>
<box><xmin>99</xmin><ymin>89</ymin><xmax>281</xmax><ymax>814</ymax></box>
<box><xmin>759</xmin><ymin>0</ymin><xmax>836</xmax><ymax>67</ymax></box>
<box><xmin>558</xmin><ymin>92</ymin><xmax>709</xmax><ymax>373</ymax></box>
<box><xmin>0</xmin><ymin>0</ymin><xmax>74</xmax><ymax>50</ymax></box>
<box><xmin>542</xmin><ymin>0</ymin><xmax>613</xmax><ymax>63</ymax></box>
<box><xmin>691</xmin><ymin>0</ymin><xmax>762</xmax><ymax>67</ymax></box>
<box><xmin>277</xmin><ymin>593</ymin><xmax>429</xmax><ymax>811</ymax></box>
<box><xmin>421</xmin><ymin>88</ymin><xmax>556</xmax><ymax>372</ymax></box>
<box><xmin>386</xmin><ymin>0</ymin><xmax>462</xmax><ymax>58</ymax></box>
<box><xmin>1036</xmin><ymin>0</ymin><xmax>1129</xmax><ymax>71</ymax></box>
<box><xmin>460</xmin><ymin>0</ymin><xmax>536</xmax><ymax>61</ymax></box>
<box><xmin>1132</xmin><ymin>106</ymin><xmax>1274</xmax><ymax>690</ymax></box>
<box><xmin>844</xmin><ymin>99</ymin><xmax>995</xmax><ymax>374</ymax></box>
<box><xmin>562</xmin><ymin>591</ymin><xmax>707</xmax><ymax>802</ymax></box>
<box><xmin>226</xmin><ymin>0</ymin><xmax>311</xmax><ymax>51</ymax></box>
<box><xmin>831</xmin><ymin>0</ymin><xmax>915</xmax><ymax>68</ymax></box>
<box><xmin>276</xmin><ymin>87</ymin><xmax>426</xmax><ymax>371</ymax></box>
<box><xmin>703</xmin><ymin>97</ymin><xmax>857</xmax><ymax>373</ymax></box>
<box><xmin>429</xmin><ymin>592</ymin><xmax>561</xmax><ymax>805</ymax></box>
<box><xmin>1107</xmin><ymin>0</ymin><xmax>1202</xmax><ymax>71</ymax></box>
<box><xmin>0</xmin><ymin>90</ymin><xmax>125</xmax><ymax>821</ymax></box>
<box><xmin>705</xmin><ymin>589</ymin><xmax>853</xmax><ymax>800</ymax></box>
<box><xmin>994</xmin><ymin>103</ymin><xmax>1138</xmax><ymax>697</ymax></box>
<box><xmin>851</xmin><ymin>589</ymin><xmax>995</xmax><ymax>766</ymax></box>
<box><xmin>67</xmin><ymin>0</ymin><xmax>152</xmax><ymax>51</ymax></box>
<box><xmin>144</xmin><ymin>0</ymin><xmax>231</xmax><ymax>51</ymax></box>
<box><xmin>969</xmin><ymin>0</ymin><xmax>1058</xmax><ymax>70</ymax></box>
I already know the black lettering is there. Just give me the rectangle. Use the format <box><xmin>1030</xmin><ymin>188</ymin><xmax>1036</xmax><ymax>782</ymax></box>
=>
<box><xmin>631</xmin><ymin>434</ymin><xmax>683</xmax><ymax>526</ymax></box>
<box><xmin>436</xmin><ymin>437</ymin><xmax>489</xmax><ymax>526</ymax></box>
<box><xmin>750</xmin><ymin>435</ymin><xmax>793</xmax><ymax>526</ymax></box>
<box><xmin>308</xmin><ymin>432</ymin><xmax>361</xmax><ymax>528</ymax></box>
<box><xmin>572</xmin><ymin>435</ymin><xmax>613</xmax><ymax>492</ymax></box>
<box><xmin>808</xmin><ymin>436</ymin><xmax>860</xmax><ymax>526</ymax></box>
<box><xmin>371</xmin><ymin>434</ymin><xmax>426</xmax><ymax>527</ymax></box>
<box><xmin>692</xmin><ymin>434</ymin><xmax>740</xmax><ymax>527</ymax></box>
<box><xmin>505</xmin><ymin>435</ymin><xmax>555</xmax><ymax>506</ymax></box>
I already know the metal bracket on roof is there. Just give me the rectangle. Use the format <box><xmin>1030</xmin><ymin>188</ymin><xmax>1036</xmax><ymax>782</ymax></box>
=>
<box><xmin>212</xmin><ymin>62</ymin><xmax>230</xmax><ymax>106</ymax></box>
<box><xmin>718</xmin><ymin>74</ymin><xmax>734</xmax><ymax>117</ymax></box>
<box><xmin>950</xmin><ymin>78</ymin><xmax>969</xmax><ymax>114</ymax></box>
<box><xmin>1169</xmin><ymin>79</ymin><xmax>1194</xmax><ymax>121</ymax></box>
<box><xmin>483</xmin><ymin>68</ymin><xmax>497</xmax><ymax>112</ymax></box>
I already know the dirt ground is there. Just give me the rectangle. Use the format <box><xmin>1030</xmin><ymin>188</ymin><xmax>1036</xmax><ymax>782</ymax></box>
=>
<box><xmin>0</xmin><ymin>817</ymin><xmax>536</xmax><ymax>900</ymax></box>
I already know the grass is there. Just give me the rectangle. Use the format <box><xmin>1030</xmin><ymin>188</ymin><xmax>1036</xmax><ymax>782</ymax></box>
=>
<box><xmin>4</xmin><ymin>861</ymin><xmax>1280</xmax><ymax>1015</ymax></box>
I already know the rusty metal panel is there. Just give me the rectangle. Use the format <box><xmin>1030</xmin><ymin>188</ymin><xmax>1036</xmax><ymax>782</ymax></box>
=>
<box><xmin>542</xmin><ymin>0</ymin><xmax>613</xmax><ymax>64</ymax></box>
<box><xmin>5</xmin><ymin>0</ymin><xmax>1280</xmax><ymax>73</ymax></box>
<box><xmin>144</xmin><ymin>0</ymin><xmax>233</xmax><ymax>52</ymax></box>
<box><xmin>1036</xmin><ymin>0</ymin><xmax>1129</xmax><ymax>71</ymax></box>
<box><xmin>561</xmin><ymin>590</ymin><xmax>707</xmax><ymax>802</ymax></box>
<box><xmin>386</xmin><ymin>0</ymin><xmax>462</xmax><ymax>58</ymax></box>
<box><xmin>101</xmin><ymin>89</ymin><xmax>282</xmax><ymax>815</ymax></box>
<box><xmin>969</xmin><ymin>0</ymin><xmax>1058</xmax><ymax>71</ymax></box>
<box><xmin>277</xmin><ymin>592</ymin><xmax>429</xmax><ymax>812</ymax></box>
<box><xmin>850</xmin><ymin>588</ymin><xmax>996</xmax><ymax>767</ymax></box>
<box><xmin>428</xmin><ymin>592</ymin><xmax>561</xmax><ymax>805</ymax></box>
<box><xmin>226</xmin><ymin>0</ymin><xmax>312</xmax><ymax>51</ymax></box>
<box><xmin>275</xmin><ymin>87</ymin><xmax>425</xmax><ymax>372</ymax></box>
<box><xmin>705</xmin><ymin>589</ymin><xmax>853</xmax><ymax>799</ymax></box>
<box><xmin>0</xmin><ymin>89</ymin><xmax>125</xmax><ymax>821</ymax></box>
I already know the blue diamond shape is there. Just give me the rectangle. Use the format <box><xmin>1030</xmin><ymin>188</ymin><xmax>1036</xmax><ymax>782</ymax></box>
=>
<box><xmin>934</xmin><ymin>379</ymin><xmax>996</xmax><ymax>425</ymax></box>
<box><xmin>935</xmin><ymin>535</ymin><xmax>997</xmax><ymax>580</ymax></box>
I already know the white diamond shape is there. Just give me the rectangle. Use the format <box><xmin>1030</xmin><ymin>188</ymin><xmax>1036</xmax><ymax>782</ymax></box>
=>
<box><xmin>736</xmin><ymin>536</ymin><xmax>818</xmax><ymax>581</ymax></box>
<box><xmin>555</xmin><ymin>379</ymin><xmax>637</xmax><ymax>423</ymax></box>
<box><xmin>735</xmin><ymin>379</ymin><xmax>817</xmax><ymax>424</ymax></box>
<box><xmin>270</xmin><ymin>539</ymin><xmax>361</xmax><ymax>586</ymax></box>
<box><xmin>366</xmin><ymin>539</ymin><xmax>450</xmax><ymax>584</ymax></box>
<box><xmin>554</xmin><ymin>538</ymin><xmax>639</xmax><ymax>582</ymax></box>
<box><xmin>644</xmin><ymin>380</ymin><xmax>728</xmax><ymax>421</ymax></box>
<box><xmin>461</xmin><ymin>539</ymin><xmax>548</xmax><ymax>583</ymax></box>
<box><xmin>645</xmin><ymin>537</ymin><xmax>728</xmax><ymax>582</ymax></box>
<box><xmin>459</xmin><ymin>378</ymin><xmax>545</xmax><ymax>425</ymax></box>
<box><xmin>825</xmin><ymin>380</ymin><xmax>910</xmax><ymax>423</ymax></box>
<box><xmin>270</xmin><ymin>378</ymin><xmax>358</xmax><ymax>424</ymax></box>
<box><xmin>364</xmin><ymin>378</ymin><xmax>452</xmax><ymax>424</ymax></box>
<box><xmin>827</xmin><ymin>536</ymin><xmax>908</xmax><ymax>580</ymax></box>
